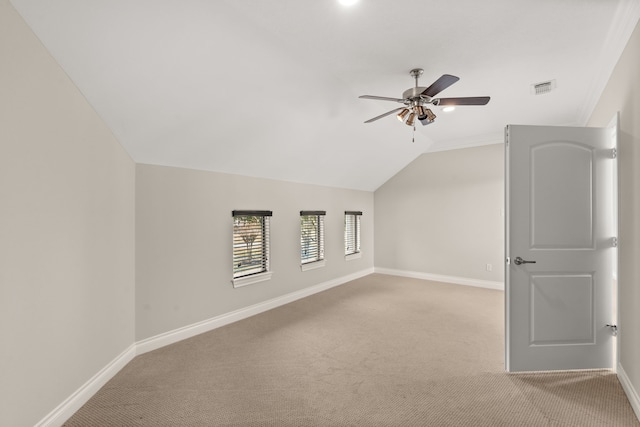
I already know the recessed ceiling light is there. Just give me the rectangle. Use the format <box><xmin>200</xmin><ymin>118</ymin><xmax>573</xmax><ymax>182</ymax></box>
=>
<box><xmin>338</xmin><ymin>0</ymin><xmax>358</xmax><ymax>6</ymax></box>
<box><xmin>443</xmin><ymin>106</ymin><xmax>455</xmax><ymax>112</ymax></box>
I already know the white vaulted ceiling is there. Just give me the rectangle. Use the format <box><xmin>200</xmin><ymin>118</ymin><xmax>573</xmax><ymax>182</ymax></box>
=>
<box><xmin>9</xmin><ymin>0</ymin><xmax>640</xmax><ymax>191</ymax></box>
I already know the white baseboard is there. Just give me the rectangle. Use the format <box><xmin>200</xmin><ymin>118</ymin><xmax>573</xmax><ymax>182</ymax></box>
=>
<box><xmin>36</xmin><ymin>268</ymin><xmax>374</xmax><ymax>427</ymax></box>
<box><xmin>136</xmin><ymin>267</ymin><xmax>375</xmax><ymax>355</ymax></box>
<box><xmin>618</xmin><ymin>363</ymin><xmax>640</xmax><ymax>422</ymax></box>
<box><xmin>36</xmin><ymin>344</ymin><xmax>136</xmax><ymax>427</ymax></box>
<box><xmin>374</xmin><ymin>267</ymin><xmax>504</xmax><ymax>291</ymax></box>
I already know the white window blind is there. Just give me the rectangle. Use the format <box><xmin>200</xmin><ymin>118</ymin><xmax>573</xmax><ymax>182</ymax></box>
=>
<box><xmin>232</xmin><ymin>210</ymin><xmax>271</xmax><ymax>279</ymax></box>
<box><xmin>300</xmin><ymin>211</ymin><xmax>325</xmax><ymax>265</ymax></box>
<box><xmin>344</xmin><ymin>211</ymin><xmax>362</xmax><ymax>256</ymax></box>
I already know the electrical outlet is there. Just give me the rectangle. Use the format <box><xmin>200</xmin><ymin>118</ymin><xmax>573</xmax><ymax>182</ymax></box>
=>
<box><xmin>486</xmin><ymin>264</ymin><xmax>492</xmax><ymax>272</ymax></box>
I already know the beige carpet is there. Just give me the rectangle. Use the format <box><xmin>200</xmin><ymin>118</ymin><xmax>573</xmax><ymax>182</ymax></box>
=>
<box><xmin>63</xmin><ymin>274</ymin><xmax>639</xmax><ymax>426</ymax></box>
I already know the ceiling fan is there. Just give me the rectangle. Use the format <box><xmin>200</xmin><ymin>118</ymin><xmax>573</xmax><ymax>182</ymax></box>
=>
<box><xmin>360</xmin><ymin>68</ymin><xmax>490</xmax><ymax>126</ymax></box>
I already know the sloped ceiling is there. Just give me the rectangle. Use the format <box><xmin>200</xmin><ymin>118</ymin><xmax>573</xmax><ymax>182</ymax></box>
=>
<box><xmin>10</xmin><ymin>0</ymin><xmax>640</xmax><ymax>191</ymax></box>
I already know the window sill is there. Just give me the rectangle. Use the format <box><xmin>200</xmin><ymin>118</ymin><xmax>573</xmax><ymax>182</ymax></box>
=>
<box><xmin>301</xmin><ymin>259</ymin><xmax>326</xmax><ymax>271</ymax></box>
<box><xmin>345</xmin><ymin>252</ymin><xmax>361</xmax><ymax>261</ymax></box>
<box><xmin>232</xmin><ymin>271</ymin><xmax>273</xmax><ymax>288</ymax></box>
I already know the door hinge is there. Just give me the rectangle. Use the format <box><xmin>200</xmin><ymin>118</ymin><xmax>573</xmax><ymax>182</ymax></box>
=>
<box><xmin>612</xmin><ymin>237</ymin><xmax>618</xmax><ymax>247</ymax></box>
<box><xmin>611</xmin><ymin>148</ymin><xmax>617</xmax><ymax>159</ymax></box>
<box><xmin>504</xmin><ymin>126</ymin><xmax>509</xmax><ymax>144</ymax></box>
<box><xmin>606</xmin><ymin>324</ymin><xmax>618</xmax><ymax>336</ymax></box>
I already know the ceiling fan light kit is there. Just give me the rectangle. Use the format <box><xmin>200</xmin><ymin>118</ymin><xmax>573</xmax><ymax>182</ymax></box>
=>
<box><xmin>424</xmin><ymin>107</ymin><xmax>437</xmax><ymax>122</ymax></box>
<box><xmin>406</xmin><ymin>112</ymin><xmax>416</xmax><ymax>126</ymax></box>
<box><xmin>360</xmin><ymin>68</ymin><xmax>490</xmax><ymax>127</ymax></box>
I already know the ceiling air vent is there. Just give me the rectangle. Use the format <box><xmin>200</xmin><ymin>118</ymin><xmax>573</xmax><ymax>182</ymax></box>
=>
<box><xmin>531</xmin><ymin>79</ymin><xmax>556</xmax><ymax>95</ymax></box>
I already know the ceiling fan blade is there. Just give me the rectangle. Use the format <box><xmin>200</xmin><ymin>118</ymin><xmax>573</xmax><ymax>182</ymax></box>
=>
<box><xmin>435</xmin><ymin>96</ymin><xmax>491</xmax><ymax>106</ymax></box>
<box><xmin>364</xmin><ymin>107</ymin><xmax>405</xmax><ymax>123</ymax></box>
<box><xmin>421</xmin><ymin>74</ymin><xmax>460</xmax><ymax>97</ymax></box>
<box><xmin>359</xmin><ymin>95</ymin><xmax>406</xmax><ymax>103</ymax></box>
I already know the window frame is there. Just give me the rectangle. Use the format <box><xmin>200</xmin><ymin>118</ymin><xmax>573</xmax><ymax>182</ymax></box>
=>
<box><xmin>300</xmin><ymin>210</ymin><xmax>326</xmax><ymax>271</ymax></box>
<box><xmin>232</xmin><ymin>210</ymin><xmax>272</xmax><ymax>287</ymax></box>
<box><xmin>344</xmin><ymin>211</ymin><xmax>362</xmax><ymax>260</ymax></box>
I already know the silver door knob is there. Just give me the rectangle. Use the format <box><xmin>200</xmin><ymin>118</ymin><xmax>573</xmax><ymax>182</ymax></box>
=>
<box><xmin>514</xmin><ymin>256</ymin><xmax>536</xmax><ymax>265</ymax></box>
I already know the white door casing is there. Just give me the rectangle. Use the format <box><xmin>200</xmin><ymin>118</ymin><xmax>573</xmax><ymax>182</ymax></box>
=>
<box><xmin>505</xmin><ymin>122</ymin><xmax>618</xmax><ymax>372</ymax></box>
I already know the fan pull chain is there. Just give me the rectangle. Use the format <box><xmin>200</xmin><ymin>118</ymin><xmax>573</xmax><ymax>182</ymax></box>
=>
<box><xmin>412</xmin><ymin>125</ymin><xmax>416</xmax><ymax>143</ymax></box>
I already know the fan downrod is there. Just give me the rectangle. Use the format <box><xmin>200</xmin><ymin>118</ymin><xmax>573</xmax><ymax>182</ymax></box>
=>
<box><xmin>404</xmin><ymin>68</ymin><xmax>428</xmax><ymax>100</ymax></box>
<box><xmin>410</xmin><ymin>68</ymin><xmax>424</xmax><ymax>88</ymax></box>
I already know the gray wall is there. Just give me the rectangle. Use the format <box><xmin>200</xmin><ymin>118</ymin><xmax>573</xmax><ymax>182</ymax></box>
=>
<box><xmin>136</xmin><ymin>164</ymin><xmax>374</xmax><ymax>341</ymax></box>
<box><xmin>0</xmin><ymin>1</ymin><xmax>136</xmax><ymax>426</ymax></box>
<box><xmin>587</xmin><ymin>17</ymin><xmax>640</xmax><ymax>412</ymax></box>
<box><xmin>374</xmin><ymin>144</ymin><xmax>504</xmax><ymax>284</ymax></box>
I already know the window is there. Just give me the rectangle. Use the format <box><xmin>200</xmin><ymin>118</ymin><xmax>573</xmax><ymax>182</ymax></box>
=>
<box><xmin>232</xmin><ymin>210</ymin><xmax>272</xmax><ymax>287</ymax></box>
<box><xmin>344</xmin><ymin>211</ymin><xmax>362</xmax><ymax>258</ymax></box>
<box><xmin>300</xmin><ymin>211</ymin><xmax>326</xmax><ymax>270</ymax></box>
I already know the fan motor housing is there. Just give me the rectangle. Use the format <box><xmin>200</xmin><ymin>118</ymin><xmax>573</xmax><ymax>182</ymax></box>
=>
<box><xmin>402</xmin><ymin>87</ymin><xmax>431</xmax><ymax>103</ymax></box>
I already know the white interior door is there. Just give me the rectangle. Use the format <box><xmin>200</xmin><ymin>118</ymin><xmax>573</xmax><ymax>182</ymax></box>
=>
<box><xmin>505</xmin><ymin>123</ymin><xmax>618</xmax><ymax>372</ymax></box>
